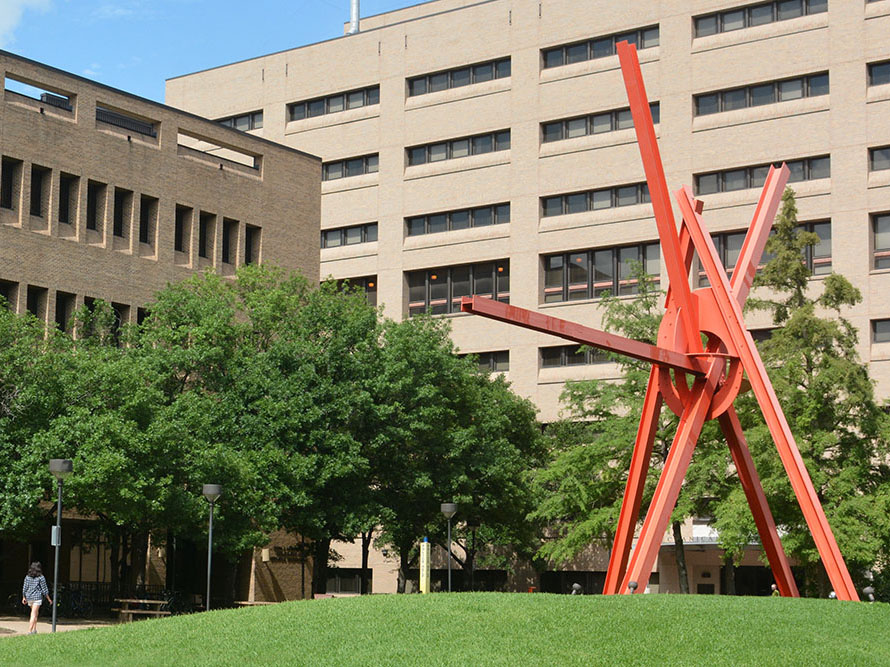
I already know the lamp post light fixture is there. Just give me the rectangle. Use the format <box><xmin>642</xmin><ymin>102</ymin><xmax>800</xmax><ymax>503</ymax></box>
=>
<box><xmin>440</xmin><ymin>502</ymin><xmax>457</xmax><ymax>593</ymax></box>
<box><xmin>202</xmin><ymin>484</ymin><xmax>222</xmax><ymax>611</ymax></box>
<box><xmin>48</xmin><ymin>459</ymin><xmax>73</xmax><ymax>633</ymax></box>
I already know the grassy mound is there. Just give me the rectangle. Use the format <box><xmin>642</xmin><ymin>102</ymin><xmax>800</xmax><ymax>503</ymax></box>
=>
<box><xmin>2</xmin><ymin>593</ymin><xmax>888</xmax><ymax>665</ymax></box>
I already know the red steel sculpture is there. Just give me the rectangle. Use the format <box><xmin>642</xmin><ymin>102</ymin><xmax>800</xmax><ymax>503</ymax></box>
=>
<box><xmin>461</xmin><ymin>41</ymin><xmax>859</xmax><ymax>600</ymax></box>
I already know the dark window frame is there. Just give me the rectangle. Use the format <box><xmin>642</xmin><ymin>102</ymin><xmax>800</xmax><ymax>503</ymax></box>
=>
<box><xmin>406</xmin><ymin>203</ymin><xmax>510</xmax><ymax>237</ymax></box>
<box><xmin>541</xmin><ymin>182</ymin><xmax>651</xmax><ymax>218</ymax></box>
<box><xmin>871</xmin><ymin>146</ymin><xmax>890</xmax><ymax>172</ymax></box>
<box><xmin>694</xmin><ymin>72</ymin><xmax>828</xmax><ymax>116</ymax></box>
<box><xmin>868</xmin><ymin>60</ymin><xmax>890</xmax><ymax>87</ymax></box>
<box><xmin>406</xmin><ymin>130</ymin><xmax>510</xmax><ymax>167</ymax></box>
<box><xmin>407</xmin><ymin>260</ymin><xmax>510</xmax><ymax>316</ymax></box>
<box><xmin>873</xmin><ymin>213</ymin><xmax>890</xmax><ymax>270</ymax></box>
<box><xmin>320</xmin><ymin>222</ymin><xmax>379</xmax><ymax>248</ymax></box>
<box><xmin>694</xmin><ymin>155</ymin><xmax>830</xmax><ymax>195</ymax></box>
<box><xmin>217</xmin><ymin>110</ymin><xmax>263</xmax><ymax>131</ymax></box>
<box><xmin>693</xmin><ymin>0</ymin><xmax>828</xmax><ymax>38</ymax></box>
<box><xmin>541</xmin><ymin>344</ymin><xmax>607</xmax><ymax>368</ymax></box>
<box><xmin>288</xmin><ymin>85</ymin><xmax>380</xmax><ymax>121</ymax></box>
<box><xmin>407</xmin><ymin>58</ymin><xmax>511</xmax><ymax>97</ymax></box>
<box><xmin>322</xmin><ymin>154</ymin><xmax>379</xmax><ymax>181</ymax></box>
<box><xmin>543</xmin><ymin>242</ymin><xmax>661</xmax><ymax>303</ymax></box>
<box><xmin>542</xmin><ymin>103</ymin><xmax>659</xmax><ymax>143</ymax></box>
<box><xmin>542</xmin><ymin>25</ymin><xmax>659</xmax><ymax>69</ymax></box>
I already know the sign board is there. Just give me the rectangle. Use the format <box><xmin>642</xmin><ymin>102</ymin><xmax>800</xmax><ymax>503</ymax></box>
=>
<box><xmin>419</xmin><ymin>538</ymin><xmax>430</xmax><ymax>594</ymax></box>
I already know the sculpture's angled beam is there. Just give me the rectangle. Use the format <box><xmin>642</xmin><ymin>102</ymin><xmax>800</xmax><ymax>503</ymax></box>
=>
<box><xmin>617</xmin><ymin>41</ymin><xmax>700</xmax><ymax>355</ymax></box>
<box><xmin>674</xmin><ymin>186</ymin><xmax>859</xmax><ymax>601</ymax></box>
<box><xmin>730</xmin><ymin>164</ymin><xmax>790</xmax><ymax>305</ymax></box>
<box><xmin>603</xmin><ymin>369</ymin><xmax>663</xmax><ymax>595</ymax></box>
<box><xmin>460</xmin><ymin>297</ymin><xmax>708</xmax><ymax>376</ymax></box>
<box><xmin>620</xmin><ymin>358</ymin><xmax>725</xmax><ymax>593</ymax></box>
<box><xmin>605</xmin><ymin>220</ymin><xmax>698</xmax><ymax>595</ymax></box>
<box><xmin>719</xmin><ymin>408</ymin><xmax>799</xmax><ymax>598</ymax></box>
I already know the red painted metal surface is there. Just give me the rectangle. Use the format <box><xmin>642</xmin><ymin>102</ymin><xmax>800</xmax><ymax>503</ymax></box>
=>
<box><xmin>461</xmin><ymin>41</ymin><xmax>858</xmax><ymax>601</ymax></box>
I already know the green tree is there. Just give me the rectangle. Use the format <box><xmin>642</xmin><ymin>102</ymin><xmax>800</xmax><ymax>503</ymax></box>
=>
<box><xmin>530</xmin><ymin>267</ymin><xmax>725</xmax><ymax>592</ymax></box>
<box><xmin>716</xmin><ymin>188</ymin><xmax>890</xmax><ymax>594</ymax></box>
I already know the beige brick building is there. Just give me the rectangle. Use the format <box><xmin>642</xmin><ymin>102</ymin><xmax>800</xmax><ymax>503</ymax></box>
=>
<box><xmin>0</xmin><ymin>50</ymin><xmax>321</xmax><ymax>605</ymax></box>
<box><xmin>167</xmin><ymin>0</ymin><xmax>890</xmax><ymax>594</ymax></box>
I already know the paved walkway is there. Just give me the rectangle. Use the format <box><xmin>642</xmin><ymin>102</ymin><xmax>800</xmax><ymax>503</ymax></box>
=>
<box><xmin>0</xmin><ymin>614</ymin><xmax>114</xmax><ymax>637</ymax></box>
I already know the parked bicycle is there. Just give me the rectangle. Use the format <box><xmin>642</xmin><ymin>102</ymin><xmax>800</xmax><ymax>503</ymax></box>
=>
<box><xmin>5</xmin><ymin>592</ymin><xmax>28</xmax><ymax>617</ymax></box>
<box><xmin>56</xmin><ymin>586</ymin><xmax>93</xmax><ymax>619</ymax></box>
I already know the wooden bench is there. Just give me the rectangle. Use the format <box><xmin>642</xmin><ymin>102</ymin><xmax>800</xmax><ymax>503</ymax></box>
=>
<box><xmin>235</xmin><ymin>600</ymin><xmax>279</xmax><ymax>606</ymax></box>
<box><xmin>113</xmin><ymin>598</ymin><xmax>171</xmax><ymax>623</ymax></box>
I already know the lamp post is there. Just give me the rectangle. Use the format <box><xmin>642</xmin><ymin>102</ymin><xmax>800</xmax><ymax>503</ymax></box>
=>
<box><xmin>48</xmin><ymin>459</ymin><xmax>73</xmax><ymax>633</ymax></box>
<box><xmin>440</xmin><ymin>502</ymin><xmax>457</xmax><ymax>593</ymax></box>
<box><xmin>202</xmin><ymin>484</ymin><xmax>222</xmax><ymax>611</ymax></box>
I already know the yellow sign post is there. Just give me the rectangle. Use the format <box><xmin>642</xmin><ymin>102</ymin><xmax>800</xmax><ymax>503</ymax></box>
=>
<box><xmin>420</xmin><ymin>537</ymin><xmax>430</xmax><ymax>594</ymax></box>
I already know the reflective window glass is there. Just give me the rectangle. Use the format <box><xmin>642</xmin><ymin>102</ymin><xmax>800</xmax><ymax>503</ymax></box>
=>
<box><xmin>495</xmin><ymin>204</ymin><xmax>510</xmax><ymax>223</ymax></box>
<box><xmin>474</xmin><ymin>207</ymin><xmax>493</xmax><ymax>226</ymax></box>
<box><xmin>474</xmin><ymin>263</ymin><xmax>494</xmax><ymax>296</ymax></box>
<box><xmin>750</xmin><ymin>83</ymin><xmax>775</xmax><ymax>106</ymax></box>
<box><xmin>615</xmin><ymin>109</ymin><xmax>633</xmax><ymax>130</ymax></box>
<box><xmin>344</xmin><ymin>226</ymin><xmax>362</xmax><ymax>245</ymax></box>
<box><xmin>450</xmin><ymin>210</ymin><xmax>470</xmax><ymax>230</ymax></box>
<box><xmin>591</xmin><ymin>113</ymin><xmax>613</xmax><ymax>133</ymax></box>
<box><xmin>749</xmin><ymin>4</ymin><xmax>774</xmax><ymax>26</ymax></box>
<box><xmin>778</xmin><ymin>78</ymin><xmax>804</xmax><ymax>101</ymax></box>
<box><xmin>325</xmin><ymin>162</ymin><xmax>343</xmax><ymax>180</ymax></box>
<box><xmin>323</xmin><ymin>229</ymin><xmax>341</xmax><ymax>247</ymax></box>
<box><xmin>367</xmin><ymin>87</ymin><xmax>380</xmax><ymax>105</ymax></box>
<box><xmin>429</xmin><ymin>143</ymin><xmax>448</xmax><ymax>162</ymax></box>
<box><xmin>722</xmin><ymin>9</ymin><xmax>746</xmax><ymax>31</ymax></box>
<box><xmin>409</xmin><ymin>78</ymin><xmax>427</xmax><ymax>96</ymax></box>
<box><xmin>696</xmin><ymin>15</ymin><xmax>719</xmax><ymax>37</ymax></box>
<box><xmin>696</xmin><ymin>94</ymin><xmax>720</xmax><ymax>116</ymax></box>
<box><xmin>777</xmin><ymin>0</ymin><xmax>803</xmax><ymax>20</ymax></box>
<box><xmin>566</xmin><ymin>193</ymin><xmax>588</xmax><ymax>214</ymax></box>
<box><xmin>543</xmin><ymin>122</ymin><xmax>563</xmax><ymax>143</ymax></box>
<box><xmin>566</xmin><ymin>42</ymin><xmax>588</xmax><ymax>64</ymax></box>
<box><xmin>723</xmin><ymin>169</ymin><xmax>748</xmax><ymax>191</ymax></box>
<box><xmin>473</xmin><ymin>63</ymin><xmax>494</xmax><ymax>82</ymax></box>
<box><xmin>723</xmin><ymin>88</ymin><xmax>748</xmax><ymax>111</ymax></box>
<box><xmin>496</xmin><ymin>59</ymin><xmax>511</xmax><ymax>78</ymax></box>
<box><xmin>327</xmin><ymin>95</ymin><xmax>344</xmax><ymax>113</ymax></box>
<box><xmin>347</xmin><ymin>90</ymin><xmax>365</xmax><ymax>109</ymax></box>
<box><xmin>473</xmin><ymin>134</ymin><xmax>493</xmax><ymax>154</ymax></box>
<box><xmin>697</xmin><ymin>173</ymin><xmax>719</xmax><ymax>195</ymax></box>
<box><xmin>346</xmin><ymin>158</ymin><xmax>364</xmax><ymax>177</ymax></box>
<box><xmin>566</xmin><ymin>117</ymin><xmax>587</xmax><ymax>138</ymax></box>
<box><xmin>407</xmin><ymin>217</ymin><xmax>426</xmax><ymax>236</ymax></box>
<box><xmin>451</xmin><ymin>138</ymin><xmax>470</xmax><ymax>158</ymax></box>
<box><xmin>543</xmin><ymin>49</ymin><xmax>564</xmax><ymax>68</ymax></box>
<box><xmin>808</xmin><ymin>73</ymin><xmax>829</xmax><ymax>96</ymax></box>
<box><xmin>591</xmin><ymin>38</ymin><xmax>613</xmax><ymax>59</ymax></box>
<box><xmin>542</xmin><ymin>197</ymin><xmax>563</xmax><ymax>217</ymax></box>
<box><xmin>451</xmin><ymin>68</ymin><xmax>471</xmax><ymax>88</ymax></box>
<box><xmin>308</xmin><ymin>99</ymin><xmax>325</xmax><ymax>117</ymax></box>
<box><xmin>495</xmin><ymin>131</ymin><xmax>511</xmax><ymax>151</ymax></box>
<box><xmin>872</xmin><ymin>147</ymin><xmax>890</xmax><ymax>172</ymax></box>
<box><xmin>616</xmin><ymin>185</ymin><xmax>638</xmax><ymax>206</ymax></box>
<box><xmin>428</xmin><ymin>214</ymin><xmax>447</xmax><ymax>234</ymax></box>
<box><xmin>429</xmin><ymin>72</ymin><xmax>449</xmax><ymax>92</ymax></box>
<box><xmin>592</xmin><ymin>189</ymin><xmax>612</xmax><ymax>210</ymax></box>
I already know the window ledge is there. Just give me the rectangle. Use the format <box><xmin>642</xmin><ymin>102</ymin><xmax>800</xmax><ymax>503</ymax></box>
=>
<box><xmin>870</xmin><ymin>267</ymin><xmax>890</xmax><ymax>278</ymax></box>
<box><xmin>97</xmin><ymin>122</ymin><xmax>160</xmax><ymax>148</ymax></box>
<box><xmin>321</xmin><ymin>241</ymin><xmax>379</xmax><ymax>261</ymax></box>
<box><xmin>404</xmin><ymin>151</ymin><xmax>509</xmax><ymax>181</ymax></box>
<box><xmin>540</xmin><ymin>128</ymin><xmax>658</xmax><ymax>159</ymax></box>
<box><xmin>538</xmin><ymin>364</ymin><xmax>620</xmax><ymax>385</ymax></box>
<box><xmin>285</xmin><ymin>106</ymin><xmax>380</xmax><ymax>135</ymax></box>
<box><xmin>867</xmin><ymin>84</ymin><xmax>890</xmax><ymax>105</ymax></box>
<box><xmin>868</xmin><ymin>169</ymin><xmax>890</xmax><ymax>190</ymax></box>
<box><xmin>866</xmin><ymin>1</ymin><xmax>890</xmax><ymax>20</ymax></box>
<box><xmin>322</xmin><ymin>172</ymin><xmax>379</xmax><ymax>194</ymax></box>
<box><xmin>403</xmin><ymin>224</ymin><xmax>510</xmax><ymax>251</ymax></box>
<box><xmin>539</xmin><ymin>48</ymin><xmax>659</xmax><ymax>85</ymax></box>
<box><xmin>696</xmin><ymin>179</ymin><xmax>829</xmax><ymax>212</ymax></box>
<box><xmin>405</xmin><ymin>78</ymin><xmax>511</xmax><ymax>111</ymax></box>
<box><xmin>692</xmin><ymin>96</ymin><xmax>829</xmax><ymax>134</ymax></box>
<box><xmin>691</xmin><ymin>13</ymin><xmax>828</xmax><ymax>55</ymax></box>
<box><xmin>538</xmin><ymin>204</ymin><xmax>653</xmax><ymax>234</ymax></box>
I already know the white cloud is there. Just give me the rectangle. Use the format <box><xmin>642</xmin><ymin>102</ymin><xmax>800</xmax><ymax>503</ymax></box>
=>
<box><xmin>92</xmin><ymin>4</ymin><xmax>133</xmax><ymax>20</ymax></box>
<box><xmin>83</xmin><ymin>62</ymin><xmax>100</xmax><ymax>76</ymax></box>
<box><xmin>0</xmin><ymin>0</ymin><xmax>52</xmax><ymax>48</ymax></box>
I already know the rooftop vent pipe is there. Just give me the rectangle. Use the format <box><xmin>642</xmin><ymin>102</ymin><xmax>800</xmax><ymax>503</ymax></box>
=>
<box><xmin>347</xmin><ymin>0</ymin><xmax>360</xmax><ymax>34</ymax></box>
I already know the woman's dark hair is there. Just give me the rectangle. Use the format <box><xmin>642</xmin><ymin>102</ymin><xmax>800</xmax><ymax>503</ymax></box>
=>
<box><xmin>27</xmin><ymin>562</ymin><xmax>42</xmax><ymax>577</ymax></box>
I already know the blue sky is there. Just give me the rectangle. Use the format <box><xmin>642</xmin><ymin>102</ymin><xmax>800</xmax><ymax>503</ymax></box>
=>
<box><xmin>1</xmin><ymin>0</ymin><xmax>421</xmax><ymax>103</ymax></box>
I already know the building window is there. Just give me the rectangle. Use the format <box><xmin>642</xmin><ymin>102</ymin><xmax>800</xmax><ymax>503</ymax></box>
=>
<box><xmin>869</xmin><ymin>60</ymin><xmax>890</xmax><ymax>87</ymax></box>
<box><xmin>86</xmin><ymin>181</ymin><xmax>105</xmax><ymax>232</ymax></box>
<box><xmin>541</xmin><ymin>182</ymin><xmax>650</xmax><ymax>218</ymax></box>
<box><xmin>873</xmin><ymin>213</ymin><xmax>890</xmax><ymax>270</ymax></box>
<box><xmin>245</xmin><ymin>224</ymin><xmax>261</xmax><ymax>265</ymax></box>
<box><xmin>1</xmin><ymin>157</ymin><xmax>22</xmax><ymax>210</ymax></box>
<box><xmin>321</xmin><ymin>222</ymin><xmax>378</xmax><ymax>248</ymax></box>
<box><xmin>289</xmin><ymin>85</ymin><xmax>379</xmax><ymax>121</ymax></box>
<box><xmin>322</xmin><ymin>154</ymin><xmax>379</xmax><ymax>181</ymax></box>
<box><xmin>174</xmin><ymin>205</ymin><xmax>192</xmax><ymax>253</ymax></box>
<box><xmin>217</xmin><ymin>110</ymin><xmax>263</xmax><ymax>131</ymax></box>
<box><xmin>408</xmin><ymin>58</ymin><xmax>510</xmax><ymax>97</ymax></box>
<box><xmin>467</xmin><ymin>350</ymin><xmax>510</xmax><ymax>372</ymax></box>
<box><xmin>406</xmin><ymin>204</ymin><xmax>509</xmax><ymax>237</ymax></box>
<box><xmin>58</xmin><ymin>172</ymin><xmax>78</xmax><ymax>225</ymax></box>
<box><xmin>874</xmin><ymin>319</ymin><xmax>890</xmax><ymax>343</ymax></box>
<box><xmin>542</xmin><ymin>25</ymin><xmax>659</xmax><ymax>69</ymax></box>
<box><xmin>199</xmin><ymin>211</ymin><xmax>215</xmax><ymax>259</ymax></box>
<box><xmin>337</xmin><ymin>275</ymin><xmax>377</xmax><ymax>307</ymax></box>
<box><xmin>54</xmin><ymin>291</ymin><xmax>75</xmax><ymax>332</ymax></box>
<box><xmin>699</xmin><ymin>222</ymin><xmax>830</xmax><ymax>286</ymax></box>
<box><xmin>138</xmin><ymin>194</ymin><xmax>157</xmax><ymax>245</ymax></box>
<box><xmin>26</xmin><ymin>285</ymin><xmax>47</xmax><ymax>321</ymax></box>
<box><xmin>542</xmin><ymin>103</ymin><xmax>659</xmax><ymax>143</ymax></box>
<box><xmin>694</xmin><ymin>155</ymin><xmax>829</xmax><ymax>195</ymax></box>
<box><xmin>541</xmin><ymin>345</ymin><xmax>606</xmax><ymax>368</ymax></box>
<box><xmin>543</xmin><ymin>242</ymin><xmax>660</xmax><ymax>303</ymax></box>
<box><xmin>326</xmin><ymin>568</ymin><xmax>369</xmax><ymax>594</ymax></box>
<box><xmin>694</xmin><ymin>0</ymin><xmax>827</xmax><ymax>38</ymax></box>
<box><xmin>695</xmin><ymin>72</ymin><xmax>828</xmax><ymax>116</ymax></box>
<box><xmin>222</xmin><ymin>218</ymin><xmax>238</xmax><ymax>264</ymax></box>
<box><xmin>30</xmin><ymin>165</ymin><xmax>49</xmax><ymax>218</ymax></box>
<box><xmin>408</xmin><ymin>260</ymin><xmax>509</xmax><ymax>316</ymax></box>
<box><xmin>407</xmin><ymin>130</ymin><xmax>510</xmax><ymax>167</ymax></box>
<box><xmin>113</xmin><ymin>187</ymin><xmax>132</xmax><ymax>238</ymax></box>
<box><xmin>871</xmin><ymin>147</ymin><xmax>890</xmax><ymax>172</ymax></box>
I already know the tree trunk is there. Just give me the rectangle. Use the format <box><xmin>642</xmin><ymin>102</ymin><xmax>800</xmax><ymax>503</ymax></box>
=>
<box><xmin>311</xmin><ymin>538</ymin><xmax>331</xmax><ymax>597</ymax></box>
<box><xmin>724</xmin><ymin>559</ymin><xmax>736</xmax><ymax>595</ymax></box>
<box><xmin>397</xmin><ymin>548</ymin><xmax>409</xmax><ymax>594</ymax></box>
<box><xmin>108</xmin><ymin>530</ymin><xmax>120</xmax><ymax>597</ymax></box>
<box><xmin>360</xmin><ymin>531</ymin><xmax>371</xmax><ymax>595</ymax></box>
<box><xmin>672</xmin><ymin>521</ymin><xmax>689</xmax><ymax>594</ymax></box>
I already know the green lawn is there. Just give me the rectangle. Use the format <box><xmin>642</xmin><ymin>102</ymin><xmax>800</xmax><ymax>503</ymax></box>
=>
<box><xmin>1</xmin><ymin>593</ymin><xmax>889</xmax><ymax>666</ymax></box>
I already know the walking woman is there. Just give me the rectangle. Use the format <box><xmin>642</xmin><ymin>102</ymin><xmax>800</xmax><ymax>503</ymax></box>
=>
<box><xmin>22</xmin><ymin>562</ymin><xmax>52</xmax><ymax>635</ymax></box>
